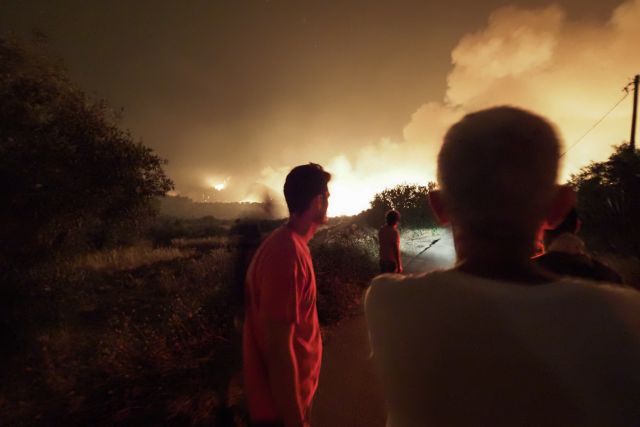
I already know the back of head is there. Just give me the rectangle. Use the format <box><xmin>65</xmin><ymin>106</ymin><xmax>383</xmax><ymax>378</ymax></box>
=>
<box><xmin>284</xmin><ymin>163</ymin><xmax>331</xmax><ymax>215</ymax></box>
<box><xmin>551</xmin><ymin>207</ymin><xmax>580</xmax><ymax>234</ymax></box>
<box><xmin>386</xmin><ymin>210</ymin><xmax>400</xmax><ymax>226</ymax></box>
<box><xmin>437</xmin><ymin>106</ymin><xmax>561</xmax><ymax>239</ymax></box>
<box><xmin>543</xmin><ymin>207</ymin><xmax>580</xmax><ymax>248</ymax></box>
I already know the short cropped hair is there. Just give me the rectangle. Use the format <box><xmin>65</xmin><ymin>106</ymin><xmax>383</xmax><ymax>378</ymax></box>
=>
<box><xmin>544</xmin><ymin>208</ymin><xmax>580</xmax><ymax>247</ymax></box>
<box><xmin>386</xmin><ymin>210</ymin><xmax>400</xmax><ymax>226</ymax></box>
<box><xmin>553</xmin><ymin>207</ymin><xmax>579</xmax><ymax>234</ymax></box>
<box><xmin>437</xmin><ymin>106</ymin><xmax>561</xmax><ymax>237</ymax></box>
<box><xmin>284</xmin><ymin>163</ymin><xmax>331</xmax><ymax>215</ymax></box>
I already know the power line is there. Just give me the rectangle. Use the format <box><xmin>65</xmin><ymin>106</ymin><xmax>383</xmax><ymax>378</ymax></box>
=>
<box><xmin>560</xmin><ymin>90</ymin><xmax>630</xmax><ymax>157</ymax></box>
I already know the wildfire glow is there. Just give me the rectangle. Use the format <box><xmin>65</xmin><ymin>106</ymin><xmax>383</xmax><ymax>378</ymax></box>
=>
<box><xmin>327</xmin><ymin>170</ymin><xmax>434</xmax><ymax>217</ymax></box>
<box><xmin>206</xmin><ymin>177</ymin><xmax>229</xmax><ymax>192</ymax></box>
<box><xmin>254</xmin><ymin>0</ymin><xmax>640</xmax><ymax>219</ymax></box>
<box><xmin>257</xmin><ymin>155</ymin><xmax>436</xmax><ymax>217</ymax></box>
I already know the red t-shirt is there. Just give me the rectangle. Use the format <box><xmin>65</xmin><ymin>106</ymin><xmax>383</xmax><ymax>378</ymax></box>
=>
<box><xmin>378</xmin><ymin>225</ymin><xmax>400</xmax><ymax>263</ymax></box>
<box><xmin>243</xmin><ymin>225</ymin><xmax>322</xmax><ymax>422</ymax></box>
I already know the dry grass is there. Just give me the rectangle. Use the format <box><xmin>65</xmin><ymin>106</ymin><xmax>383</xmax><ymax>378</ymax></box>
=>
<box><xmin>71</xmin><ymin>243</ymin><xmax>193</xmax><ymax>272</ymax></box>
<box><xmin>2</xmin><ymin>224</ymin><xmax>379</xmax><ymax>426</ymax></box>
<box><xmin>1</xmin><ymin>239</ymin><xmax>246</xmax><ymax>426</ymax></box>
<box><xmin>311</xmin><ymin>226</ymin><xmax>379</xmax><ymax>327</ymax></box>
<box><xmin>171</xmin><ymin>236</ymin><xmax>231</xmax><ymax>249</ymax></box>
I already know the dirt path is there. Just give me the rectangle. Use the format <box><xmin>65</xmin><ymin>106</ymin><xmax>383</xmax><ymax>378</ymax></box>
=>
<box><xmin>311</xmin><ymin>248</ymin><xmax>454</xmax><ymax>426</ymax></box>
<box><xmin>311</xmin><ymin>313</ymin><xmax>386</xmax><ymax>427</ymax></box>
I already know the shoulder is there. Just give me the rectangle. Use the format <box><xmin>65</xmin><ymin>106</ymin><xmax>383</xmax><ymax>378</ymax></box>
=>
<box><xmin>534</xmin><ymin>251</ymin><xmax>584</xmax><ymax>265</ymax></box>
<box><xmin>534</xmin><ymin>252</ymin><xmax>625</xmax><ymax>284</ymax></box>
<box><xmin>552</xmin><ymin>276</ymin><xmax>640</xmax><ymax>312</ymax></box>
<box><xmin>255</xmin><ymin>226</ymin><xmax>299</xmax><ymax>264</ymax></box>
<box><xmin>583</xmin><ymin>281</ymin><xmax>640</xmax><ymax>327</ymax></box>
<box><xmin>580</xmin><ymin>278</ymin><xmax>640</xmax><ymax>299</ymax></box>
<box><xmin>548</xmin><ymin>233</ymin><xmax>586</xmax><ymax>253</ymax></box>
<box><xmin>261</xmin><ymin>226</ymin><xmax>296</xmax><ymax>251</ymax></box>
<box><xmin>591</xmin><ymin>258</ymin><xmax>625</xmax><ymax>283</ymax></box>
<box><xmin>366</xmin><ymin>273</ymin><xmax>405</xmax><ymax>300</ymax></box>
<box><xmin>533</xmin><ymin>252</ymin><xmax>586</xmax><ymax>275</ymax></box>
<box><xmin>365</xmin><ymin>270</ymin><xmax>449</xmax><ymax>311</ymax></box>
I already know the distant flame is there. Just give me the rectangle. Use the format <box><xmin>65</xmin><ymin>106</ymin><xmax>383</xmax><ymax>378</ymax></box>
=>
<box><xmin>206</xmin><ymin>176</ymin><xmax>229</xmax><ymax>192</ymax></box>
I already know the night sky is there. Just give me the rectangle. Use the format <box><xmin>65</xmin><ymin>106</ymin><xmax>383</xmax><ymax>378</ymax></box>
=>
<box><xmin>2</xmin><ymin>0</ymin><xmax>636</xmax><ymax>215</ymax></box>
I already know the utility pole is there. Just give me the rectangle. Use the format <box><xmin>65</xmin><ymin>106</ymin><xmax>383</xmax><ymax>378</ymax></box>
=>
<box><xmin>631</xmin><ymin>74</ymin><xmax>639</xmax><ymax>151</ymax></box>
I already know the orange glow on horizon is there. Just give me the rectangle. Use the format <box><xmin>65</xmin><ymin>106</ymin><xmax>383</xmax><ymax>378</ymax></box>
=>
<box><xmin>206</xmin><ymin>177</ymin><xmax>230</xmax><ymax>192</ymax></box>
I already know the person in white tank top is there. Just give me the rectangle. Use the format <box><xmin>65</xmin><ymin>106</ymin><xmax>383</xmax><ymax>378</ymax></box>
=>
<box><xmin>366</xmin><ymin>107</ymin><xmax>640</xmax><ymax>427</ymax></box>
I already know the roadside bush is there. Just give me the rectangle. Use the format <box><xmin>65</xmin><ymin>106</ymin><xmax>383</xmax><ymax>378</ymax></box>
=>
<box><xmin>363</xmin><ymin>183</ymin><xmax>438</xmax><ymax>229</ymax></box>
<box><xmin>570</xmin><ymin>143</ymin><xmax>640</xmax><ymax>257</ymax></box>
<box><xmin>0</xmin><ymin>37</ymin><xmax>173</xmax><ymax>265</ymax></box>
<box><xmin>311</xmin><ymin>226</ymin><xmax>378</xmax><ymax>326</ymax></box>
<box><xmin>148</xmin><ymin>216</ymin><xmax>228</xmax><ymax>246</ymax></box>
<box><xmin>0</xmin><ymin>244</ymin><xmax>246</xmax><ymax>426</ymax></box>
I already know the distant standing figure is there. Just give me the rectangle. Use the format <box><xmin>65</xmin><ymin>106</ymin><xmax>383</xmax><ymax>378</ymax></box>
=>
<box><xmin>378</xmin><ymin>210</ymin><xmax>402</xmax><ymax>273</ymax></box>
<box><xmin>533</xmin><ymin>208</ymin><xmax>624</xmax><ymax>284</ymax></box>
<box><xmin>243</xmin><ymin>163</ymin><xmax>330</xmax><ymax>427</ymax></box>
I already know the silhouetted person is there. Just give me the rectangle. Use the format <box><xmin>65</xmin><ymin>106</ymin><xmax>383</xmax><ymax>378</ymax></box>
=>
<box><xmin>533</xmin><ymin>208</ymin><xmax>623</xmax><ymax>284</ymax></box>
<box><xmin>378</xmin><ymin>210</ymin><xmax>403</xmax><ymax>273</ymax></box>
<box><xmin>243</xmin><ymin>163</ymin><xmax>330</xmax><ymax>427</ymax></box>
<box><xmin>232</xmin><ymin>195</ymin><xmax>278</xmax><ymax>315</ymax></box>
<box><xmin>233</xmin><ymin>221</ymin><xmax>262</xmax><ymax>307</ymax></box>
<box><xmin>365</xmin><ymin>107</ymin><xmax>640</xmax><ymax>426</ymax></box>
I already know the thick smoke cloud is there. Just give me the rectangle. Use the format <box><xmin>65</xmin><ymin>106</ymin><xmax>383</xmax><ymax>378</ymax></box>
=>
<box><xmin>258</xmin><ymin>0</ymin><xmax>640</xmax><ymax>216</ymax></box>
<box><xmin>444</xmin><ymin>0</ymin><xmax>640</xmax><ymax>177</ymax></box>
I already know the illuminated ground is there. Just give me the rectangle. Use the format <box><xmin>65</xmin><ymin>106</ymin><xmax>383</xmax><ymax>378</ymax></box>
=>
<box><xmin>400</xmin><ymin>227</ymin><xmax>456</xmax><ymax>272</ymax></box>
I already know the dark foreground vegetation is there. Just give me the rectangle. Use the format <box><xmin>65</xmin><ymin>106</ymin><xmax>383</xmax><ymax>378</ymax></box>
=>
<box><xmin>1</xmin><ymin>217</ymin><xmax>378</xmax><ymax>426</ymax></box>
<box><xmin>570</xmin><ymin>143</ymin><xmax>640</xmax><ymax>259</ymax></box>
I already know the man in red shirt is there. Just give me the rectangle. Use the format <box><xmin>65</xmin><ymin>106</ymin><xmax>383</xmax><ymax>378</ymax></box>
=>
<box><xmin>378</xmin><ymin>210</ymin><xmax>402</xmax><ymax>273</ymax></box>
<box><xmin>243</xmin><ymin>163</ymin><xmax>330</xmax><ymax>427</ymax></box>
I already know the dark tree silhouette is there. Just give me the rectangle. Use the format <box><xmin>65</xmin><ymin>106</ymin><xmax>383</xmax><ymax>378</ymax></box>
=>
<box><xmin>365</xmin><ymin>183</ymin><xmax>438</xmax><ymax>229</ymax></box>
<box><xmin>0</xmin><ymin>37</ymin><xmax>173</xmax><ymax>264</ymax></box>
<box><xmin>570</xmin><ymin>143</ymin><xmax>640</xmax><ymax>257</ymax></box>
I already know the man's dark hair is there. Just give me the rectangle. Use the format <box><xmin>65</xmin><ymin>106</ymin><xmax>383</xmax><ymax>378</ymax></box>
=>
<box><xmin>283</xmin><ymin>163</ymin><xmax>331</xmax><ymax>215</ymax></box>
<box><xmin>554</xmin><ymin>208</ymin><xmax>579</xmax><ymax>234</ymax></box>
<box><xmin>386</xmin><ymin>210</ymin><xmax>400</xmax><ymax>226</ymax></box>
<box><xmin>544</xmin><ymin>208</ymin><xmax>580</xmax><ymax>247</ymax></box>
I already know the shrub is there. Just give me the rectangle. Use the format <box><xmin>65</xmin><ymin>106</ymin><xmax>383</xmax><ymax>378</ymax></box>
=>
<box><xmin>0</xmin><ymin>37</ymin><xmax>173</xmax><ymax>265</ymax></box>
<box><xmin>148</xmin><ymin>216</ymin><xmax>228</xmax><ymax>246</ymax></box>
<box><xmin>570</xmin><ymin>143</ymin><xmax>640</xmax><ymax>257</ymax></box>
<box><xmin>363</xmin><ymin>183</ymin><xmax>438</xmax><ymax>229</ymax></box>
<box><xmin>0</xmin><ymin>246</ymin><xmax>246</xmax><ymax>426</ymax></box>
<box><xmin>311</xmin><ymin>225</ymin><xmax>378</xmax><ymax>326</ymax></box>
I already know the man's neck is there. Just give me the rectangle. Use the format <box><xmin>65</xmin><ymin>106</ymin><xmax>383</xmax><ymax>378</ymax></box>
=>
<box><xmin>454</xmin><ymin>230</ymin><xmax>556</xmax><ymax>284</ymax></box>
<box><xmin>287</xmin><ymin>215</ymin><xmax>318</xmax><ymax>243</ymax></box>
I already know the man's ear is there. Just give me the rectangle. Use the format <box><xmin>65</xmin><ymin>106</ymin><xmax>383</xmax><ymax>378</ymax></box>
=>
<box><xmin>428</xmin><ymin>190</ymin><xmax>450</xmax><ymax>225</ymax></box>
<box><xmin>545</xmin><ymin>184</ymin><xmax>576</xmax><ymax>229</ymax></box>
<box><xmin>312</xmin><ymin>193</ymin><xmax>324</xmax><ymax>211</ymax></box>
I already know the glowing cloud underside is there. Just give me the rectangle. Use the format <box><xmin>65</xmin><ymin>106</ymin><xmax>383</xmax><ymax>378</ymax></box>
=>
<box><xmin>256</xmin><ymin>0</ymin><xmax>640</xmax><ymax>217</ymax></box>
